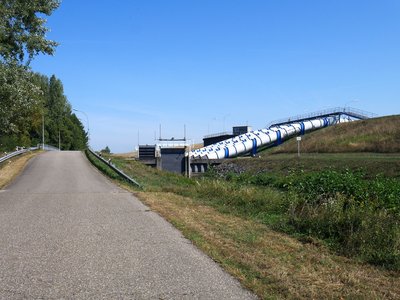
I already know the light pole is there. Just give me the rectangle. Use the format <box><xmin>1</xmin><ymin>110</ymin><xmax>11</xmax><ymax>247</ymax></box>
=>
<box><xmin>73</xmin><ymin>109</ymin><xmax>90</xmax><ymax>146</ymax></box>
<box><xmin>42</xmin><ymin>114</ymin><xmax>45</xmax><ymax>150</ymax></box>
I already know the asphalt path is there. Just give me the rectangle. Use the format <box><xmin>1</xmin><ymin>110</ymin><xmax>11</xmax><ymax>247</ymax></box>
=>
<box><xmin>0</xmin><ymin>151</ymin><xmax>256</xmax><ymax>299</ymax></box>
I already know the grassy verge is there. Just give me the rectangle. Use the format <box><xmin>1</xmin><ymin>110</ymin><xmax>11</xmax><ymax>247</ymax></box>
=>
<box><xmin>223</xmin><ymin>152</ymin><xmax>400</xmax><ymax>179</ymax></box>
<box><xmin>138</xmin><ymin>191</ymin><xmax>399</xmax><ymax>299</ymax></box>
<box><xmin>0</xmin><ymin>151</ymin><xmax>40</xmax><ymax>189</ymax></box>
<box><xmin>87</xmin><ymin>153</ymin><xmax>400</xmax><ymax>299</ymax></box>
<box><xmin>270</xmin><ymin>115</ymin><xmax>400</xmax><ymax>154</ymax></box>
<box><xmin>218</xmin><ymin>167</ymin><xmax>400</xmax><ymax>270</ymax></box>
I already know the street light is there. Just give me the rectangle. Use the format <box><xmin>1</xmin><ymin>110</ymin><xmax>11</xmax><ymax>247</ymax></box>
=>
<box><xmin>73</xmin><ymin>108</ymin><xmax>90</xmax><ymax>145</ymax></box>
<box><xmin>42</xmin><ymin>114</ymin><xmax>45</xmax><ymax>150</ymax></box>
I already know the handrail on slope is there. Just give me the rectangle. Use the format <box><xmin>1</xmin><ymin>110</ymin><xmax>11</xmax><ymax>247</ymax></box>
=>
<box><xmin>267</xmin><ymin>107</ymin><xmax>376</xmax><ymax>128</ymax></box>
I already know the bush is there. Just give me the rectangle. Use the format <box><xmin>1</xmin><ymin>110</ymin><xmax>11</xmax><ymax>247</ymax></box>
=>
<box><xmin>285</xmin><ymin>170</ymin><xmax>400</xmax><ymax>269</ymax></box>
<box><xmin>219</xmin><ymin>168</ymin><xmax>400</xmax><ymax>269</ymax></box>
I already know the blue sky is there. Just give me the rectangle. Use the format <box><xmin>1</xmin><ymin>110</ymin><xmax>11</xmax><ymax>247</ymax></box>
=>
<box><xmin>32</xmin><ymin>0</ymin><xmax>400</xmax><ymax>153</ymax></box>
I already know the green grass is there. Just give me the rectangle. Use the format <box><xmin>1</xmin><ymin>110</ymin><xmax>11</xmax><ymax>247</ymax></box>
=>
<box><xmin>219</xmin><ymin>167</ymin><xmax>400</xmax><ymax>269</ymax></box>
<box><xmin>225</xmin><ymin>152</ymin><xmax>400</xmax><ymax>179</ymax></box>
<box><xmin>270</xmin><ymin>114</ymin><xmax>400</xmax><ymax>154</ymax></box>
<box><xmin>85</xmin><ymin>150</ymin><xmax>130</xmax><ymax>183</ymax></box>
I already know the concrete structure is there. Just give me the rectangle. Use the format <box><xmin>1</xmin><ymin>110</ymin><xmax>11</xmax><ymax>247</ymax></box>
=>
<box><xmin>138</xmin><ymin>145</ymin><xmax>158</xmax><ymax>167</ymax></box>
<box><xmin>203</xmin><ymin>126</ymin><xmax>252</xmax><ymax>147</ymax></box>
<box><xmin>160</xmin><ymin>147</ymin><xmax>186</xmax><ymax>174</ymax></box>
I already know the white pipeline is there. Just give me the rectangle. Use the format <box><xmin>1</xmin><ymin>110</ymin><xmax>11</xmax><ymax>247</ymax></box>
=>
<box><xmin>190</xmin><ymin>116</ymin><xmax>339</xmax><ymax>160</ymax></box>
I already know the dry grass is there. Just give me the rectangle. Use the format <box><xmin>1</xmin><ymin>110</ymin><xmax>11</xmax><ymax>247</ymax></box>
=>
<box><xmin>112</xmin><ymin>151</ymin><xmax>138</xmax><ymax>158</ymax></box>
<box><xmin>0</xmin><ymin>151</ymin><xmax>40</xmax><ymax>189</ymax></box>
<box><xmin>135</xmin><ymin>191</ymin><xmax>400</xmax><ymax>299</ymax></box>
<box><xmin>272</xmin><ymin>115</ymin><xmax>400</xmax><ymax>154</ymax></box>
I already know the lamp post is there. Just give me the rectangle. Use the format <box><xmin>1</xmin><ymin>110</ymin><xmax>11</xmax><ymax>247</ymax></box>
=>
<box><xmin>73</xmin><ymin>109</ymin><xmax>90</xmax><ymax>146</ymax></box>
<box><xmin>42</xmin><ymin>114</ymin><xmax>45</xmax><ymax>150</ymax></box>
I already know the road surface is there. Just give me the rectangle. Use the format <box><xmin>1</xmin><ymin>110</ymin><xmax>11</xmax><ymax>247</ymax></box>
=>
<box><xmin>0</xmin><ymin>151</ymin><xmax>256</xmax><ymax>299</ymax></box>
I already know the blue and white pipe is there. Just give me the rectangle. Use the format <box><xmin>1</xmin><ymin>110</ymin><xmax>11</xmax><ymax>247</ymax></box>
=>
<box><xmin>190</xmin><ymin>116</ymin><xmax>338</xmax><ymax>160</ymax></box>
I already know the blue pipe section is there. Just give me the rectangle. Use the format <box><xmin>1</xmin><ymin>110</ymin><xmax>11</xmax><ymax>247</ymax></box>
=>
<box><xmin>252</xmin><ymin>138</ymin><xmax>257</xmax><ymax>156</ymax></box>
<box><xmin>300</xmin><ymin>122</ymin><xmax>305</xmax><ymax>135</ymax></box>
<box><xmin>224</xmin><ymin>147</ymin><xmax>229</xmax><ymax>158</ymax></box>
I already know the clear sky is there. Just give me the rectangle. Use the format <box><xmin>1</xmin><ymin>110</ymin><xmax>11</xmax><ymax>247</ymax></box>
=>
<box><xmin>31</xmin><ymin>0</ymin><xmax>400</xmax><ymax>153</ymax></box>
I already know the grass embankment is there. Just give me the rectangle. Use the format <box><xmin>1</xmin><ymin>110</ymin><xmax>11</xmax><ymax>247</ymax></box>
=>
<box><xmin>271</xmin><ymin>115</ymin><xmax>400</xmax><ymax>154</ymax></box>
<box><xmin>0</xmin><ymin>151</ymin><xmax>40</xmax><ymax>189</ymax></box>
<box><xmin>87</xmin><ymin>151</ymin><xmax>400</xmax><ymax>299</ymax></box>
<box><xmin>223</xmin><ymin>152</ymin><xmax>400</xmax><ymax>179</ymax></box>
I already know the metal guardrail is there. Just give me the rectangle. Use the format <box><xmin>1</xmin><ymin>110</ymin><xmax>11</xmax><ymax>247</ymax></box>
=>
<box><xmin>0</xmin><ymin>147</ymin><xmax>39</xmax><ymax>164</ymax></box>
<box><xmin>42</xmin><ymin>144</ymin><xmax>60</xmax><ymax>151</ymax></box>
<box><xmin>266</xmin><ymin>107</ymin><xmax>377</xmax><ymax>128</ymax></box>
<box><xmin>87</xmin><ymin>148</ymin><xmax>142</xmax><ymax>188</ymax></box>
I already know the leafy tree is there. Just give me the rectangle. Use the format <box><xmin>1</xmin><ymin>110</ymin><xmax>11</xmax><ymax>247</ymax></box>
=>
<box><xmin>101</xmin><ymin>146</ymin><xmax>111</xmax><ymax>154</ymax></box>
<box><xmin>0</xmin><ymin>1</ymin><xmax>88</xmax><ymax>152</ymax></box>
<box><xmin>0</xmin><ymin>71</ymin><xmax>88</xmax><ymax>151</ymax></box>
<box><xmin>0</xmin><ymin>62</ymin><xmax>42</xmax><ymax>136</ymax></box>
<box><xmin>0</xmin><ymin>0</ymin><xmax>60</xmax><ymax>64</ymax></box>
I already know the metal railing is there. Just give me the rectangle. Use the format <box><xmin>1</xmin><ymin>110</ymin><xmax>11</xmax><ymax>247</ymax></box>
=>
<box><xmin>266</xmin><ymin>107</ymin><xmax>377</xmax><ymax>128</ymax></box>
<box><xmin>87</xmin><ymin>148</ymin><xmax>142</xmax><ymax>188</ymax></box>
<box><xmin>0</xmin><ymin>147</ymin><xmax>39</xmax><ymax>164</ymax></box>
<box><xmin>42</xmin><ymin>144</ymin><xmax>60</xmax><ymax>151</ymax></box>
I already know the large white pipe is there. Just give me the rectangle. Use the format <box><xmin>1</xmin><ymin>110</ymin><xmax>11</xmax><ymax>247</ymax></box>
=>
<box><xmin>190</xmin><ymin>116</ymin><xmax>338</xmax><ymax>160</ymax></box>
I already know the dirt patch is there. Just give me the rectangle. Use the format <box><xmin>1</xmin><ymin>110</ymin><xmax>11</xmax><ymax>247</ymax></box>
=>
<box><xmin>0</xmin><ymin>151</ymin><xmax>40</xmax><ymax>189</ymax></box>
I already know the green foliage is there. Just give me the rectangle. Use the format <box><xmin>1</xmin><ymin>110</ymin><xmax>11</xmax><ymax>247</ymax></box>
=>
<box><xmin>288</xmin><ymin>193</ymin><xmax>400</xmax><ymax>270</ymax></box>
<box><xmin>0</xmin><ymin>62</ymin><xmax>42</xmax><ymax>135</ymax></box>
<box><xmin>279</xmin><ymin>169</ymin><xmax>400</xmax><ymax>269</ymax></box>
<box><xmin>0</xmin><ymin>69</ymin><xmax>88</xmax><ymax>151</ymax></box>
<box><xmin>0</xmin><ymin>1</ymin><xmax>85</xmax><ymax>151</ymax></box>
<box><xmin>206</xmin><ymin>169</ymin><xmax>400</xmax><ymax>269</ymax></box>
<box><xmin>0</xmin><ymin>0</ymin><xmax>60</xmax><ymax>64</ymax></box>
<box><xmin>284</xmin><ymin>169</ymin><xmax>400</xmax><ymax>213</ymax></box>
<box><xmin>101</xmin><ymin>146</ymin><xmax>111</xmax><ymax>154</ymax></box>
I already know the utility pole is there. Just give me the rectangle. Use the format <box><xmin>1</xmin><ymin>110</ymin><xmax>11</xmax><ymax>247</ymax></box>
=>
<box><xmin>42</xmin><ymin>115</ymin><xmax>45</xmax><ymax>150</ymax></box>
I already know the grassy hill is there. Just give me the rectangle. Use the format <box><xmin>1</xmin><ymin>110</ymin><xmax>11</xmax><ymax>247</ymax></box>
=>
<box><xmin>270</xmin><ymin>114</ymin><xmax>400</xmax><ymax>154</ymax></box>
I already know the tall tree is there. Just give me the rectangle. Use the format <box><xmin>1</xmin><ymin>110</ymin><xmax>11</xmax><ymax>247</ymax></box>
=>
<box><xmin>0</xmin><ymin>1</ymin><xmax>87</xmax><ymax>151</ymax></box>
<box><xmin>0</xmin><ymin>0</ymin><xmax>60</xmax><ymax>65</ymax></box>
<box><xmin>0</xmin><ymin>62</ymin><xmax>42</xmax><ymax>135</ymax></box>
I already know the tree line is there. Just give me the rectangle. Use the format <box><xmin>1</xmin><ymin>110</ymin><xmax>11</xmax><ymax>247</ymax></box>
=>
<box><xmin>0</xmin><ymin>0</ymin><xmax>88</xmax><ymax>152</ymax></box>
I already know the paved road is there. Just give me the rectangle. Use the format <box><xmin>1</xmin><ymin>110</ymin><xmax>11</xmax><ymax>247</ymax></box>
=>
<box><xmin>0</xmin><ymin>151</ymin><xmax>256</xmax><ymax>299</ymax></box>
